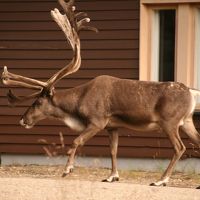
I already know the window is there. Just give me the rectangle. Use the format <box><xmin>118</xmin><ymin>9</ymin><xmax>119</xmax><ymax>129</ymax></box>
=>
<box><xmin>151</xmin><ymin>10</ymin><xmax>176</xmax><ymax>81</ymax></box>
<box><xmin>140</xmin><ymin>1</ymin><xmax>199</xmax><ymax>90</ymax></box>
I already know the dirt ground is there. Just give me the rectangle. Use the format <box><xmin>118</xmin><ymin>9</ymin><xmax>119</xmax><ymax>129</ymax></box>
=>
<box><xmin>0</xmin><ymin>165</ymin><xmax>200</xmax><ymax>200</ymax></box>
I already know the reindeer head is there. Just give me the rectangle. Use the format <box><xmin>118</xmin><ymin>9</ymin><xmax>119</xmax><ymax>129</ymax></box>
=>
<box><xmin>1</xmin><ymin>0</ymin><xmax>98</xmax><ymax>128</ymax></box>
<box><xmin>19</xmin><ymin>90</ymin><xmax>55</xmax><ymax>129</ymax></box>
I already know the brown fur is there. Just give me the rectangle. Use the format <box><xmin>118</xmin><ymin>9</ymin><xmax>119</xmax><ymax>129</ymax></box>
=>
<box><xmin>20</xmin><ymin>75</ymin><xmax>200</xmax><ymax>186</ymax></box>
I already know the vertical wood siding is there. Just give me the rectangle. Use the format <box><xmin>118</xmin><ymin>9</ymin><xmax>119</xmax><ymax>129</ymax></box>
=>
<box><xmin>0</xmin><ymin>0</ymin><xmax>199</xmax><ymax>158</ymax></box>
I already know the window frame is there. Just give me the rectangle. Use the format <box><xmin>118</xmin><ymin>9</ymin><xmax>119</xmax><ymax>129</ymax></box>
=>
<box><xmin>139</xmin><ymin>1</ymin><xmax>199</xmax><ymax>89</ymax></box>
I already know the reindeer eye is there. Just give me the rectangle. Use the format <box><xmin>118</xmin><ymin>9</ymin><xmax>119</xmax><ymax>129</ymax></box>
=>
<box><xmin>37</xmin><ymin>99</ymin><xmax>43</xmax><ymax>105</ymax></box>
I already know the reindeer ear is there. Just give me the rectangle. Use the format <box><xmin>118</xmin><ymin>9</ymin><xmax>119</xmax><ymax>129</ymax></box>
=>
<box><xmin>49</xmin><ymin>88</ymin><xmax>55</xmax><ymax>96</ymax></box>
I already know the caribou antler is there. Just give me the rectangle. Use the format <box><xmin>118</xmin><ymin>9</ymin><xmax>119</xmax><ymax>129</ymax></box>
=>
<box><xmin>2</xmin><ymin>66</ymin><xmax>46</xmax><ymax>89</ymax></box>
<box><xmin>2</xmin><ymin>66</ymin><xmax>44</xmax><ymax>105</ymax></box>
<box><xmin>1</xmin><ymin>0</ymin><xmax>98</xmax><ymax>105</ymax></box>
<box><xmin>7</xmin><ymin>90</ymin><xmax>42</xmax><ymax>106</ymax></box>
<box><xmin>58</xmin><ymin>0</ymin><xmax>76</xmax><ymax>28</ymax></box>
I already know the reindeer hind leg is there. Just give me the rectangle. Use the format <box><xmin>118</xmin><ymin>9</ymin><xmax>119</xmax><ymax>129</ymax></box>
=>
<box><xmin>180</xmin><ymin>118</ymin><xmax>200</xmax><ymax>189</ymax></box>
<box><xmin>150</xmin><ymin>123</ymin><xmax>186</xmax><ymax>186</ymax></box>
<box><xmin>181</xmin><ymin>118</ymin><xmax>200</xmax><ymax>147</ymax></box>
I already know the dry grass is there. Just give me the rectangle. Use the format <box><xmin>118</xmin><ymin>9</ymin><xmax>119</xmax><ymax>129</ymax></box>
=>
<box><xmin>0</xmin><ymin>165</ymin><xmax>200</xmax><ymax>188</ymax></box>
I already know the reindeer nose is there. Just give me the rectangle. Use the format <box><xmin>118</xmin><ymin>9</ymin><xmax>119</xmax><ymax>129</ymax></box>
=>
<box><xmin>19</xmin><ymin>119</ymin><xmax>25</xmax><ymax>126</ymax></box>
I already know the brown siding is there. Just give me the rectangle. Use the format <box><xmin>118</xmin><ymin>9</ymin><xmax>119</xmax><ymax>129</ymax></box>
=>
<box><xmin>0</xmin><ymin>0</ymin><xmax>199</xmax><ymax>159</ymax></box>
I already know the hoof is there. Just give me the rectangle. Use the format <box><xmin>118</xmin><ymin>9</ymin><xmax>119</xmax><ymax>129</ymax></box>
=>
<box><xmin>102</xmin><ymin>177</ymin><xmax>119</xmax><ymax>183</ymax></box>
<box><xmin>150</xmin><ymin>182</ymin><xmax>167</xmax><ymax>187</ymax></box>
<box><xmin>150</xmin><ymin>177</ymin><xmax>169</xmax><ymax>187</ymax></box>
<box><xmin>62</xmin><ymin>167</ymin><xmax>73</xmax><ymax>177</ymax></box>
<box><xmin>62</xmin><ymin>172</ymin><xmax>68</xmax><ymax>178</ymax></box>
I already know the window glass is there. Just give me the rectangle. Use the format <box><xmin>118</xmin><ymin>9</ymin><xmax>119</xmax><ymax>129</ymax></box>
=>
<box><xmin>151</xmin><ymin>10</ymin><xmax>176</xmax><ymax>82</ymax></box>
<box><xmin>159</xmin><ymin>10</ymin><xmax>176</xmax><ymax>81</ymax></box>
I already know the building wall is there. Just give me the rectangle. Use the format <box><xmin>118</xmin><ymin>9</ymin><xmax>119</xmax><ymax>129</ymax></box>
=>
<box><xmin>0</xmin><ymin>0</ymin><xmax>199</xmax><ymax>159</ymax></box>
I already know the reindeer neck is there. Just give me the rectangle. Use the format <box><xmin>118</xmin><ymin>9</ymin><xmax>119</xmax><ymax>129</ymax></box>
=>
<box><xmin>52</xmin><ymin>87</ymin><xmax>81</xmax><ymax>115</ymax></box>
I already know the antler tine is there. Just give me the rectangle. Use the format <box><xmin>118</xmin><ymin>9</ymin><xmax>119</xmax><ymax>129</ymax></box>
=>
<box><xmin>76</xmin><ymin>13</ymin><xmax>99</xmax><ymax>33</ymax></box>
<box><xmin>75</xmin><ymin>12</ymin><xmax>88</xmax><ymax>20</ymax></box>
<box><xmin>58</xmin><ymin>0</ymin><xmax>76</xmax><ymax>28</ymax></box>
<box><xmin>2</xmin><ymin>66</ymin><xmax>45</xmax><ymax>105</ymax></box>
<box><xmin>2</xmin><ymin>66</ymin><xmax>46</xmax><ymax>89</ymax></box>
<box><xmin>77</xmin><ymin>17</ymin><xmax>91</xmax><ymax>28</ymax></box>
<box><xmin>58</xmin><ymin>0</ymin><xmax>75</xmax><ymax>14</ymax></box>
<box><xmin>7</xmin><ymin>89</ymin><xmax>42</xmax><ymax>106</ymax></box>
<box><xmin>2</xmin><ymin>79</ymin><xmax>43</xmax><ymax>90</ymax></box>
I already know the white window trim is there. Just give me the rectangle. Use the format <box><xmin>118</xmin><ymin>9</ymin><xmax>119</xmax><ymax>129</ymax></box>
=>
<box><xmin>194</xmin><ymin>8</ymin><xmax>200</xmax><ymax>89</ymax></box>
<box><xmin>151</xmin><ymin>10</ymin><xmax>160</xmax><ymax>81</ymax></box>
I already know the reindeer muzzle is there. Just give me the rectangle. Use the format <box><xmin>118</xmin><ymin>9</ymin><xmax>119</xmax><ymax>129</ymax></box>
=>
<box><xmin>20</xmin><ymin>119</ymin><xmax>34</xmax><ymax>129</ymax></box>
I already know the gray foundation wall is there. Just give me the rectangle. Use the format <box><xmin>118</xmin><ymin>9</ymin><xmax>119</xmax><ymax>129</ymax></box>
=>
<box><xmin>1</xmin><ymin>154</ymin><xmax>200</xmax><ymax>174</ymax></box>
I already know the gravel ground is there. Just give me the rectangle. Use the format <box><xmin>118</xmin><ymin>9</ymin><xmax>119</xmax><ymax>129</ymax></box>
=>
<box><xmin>0</xmin><ymin>165</ymin><xmax>200</xmax><ymax>200</ymax></box>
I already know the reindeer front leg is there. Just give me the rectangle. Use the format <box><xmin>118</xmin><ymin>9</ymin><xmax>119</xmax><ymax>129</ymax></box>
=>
<box><xmin>62</xmin><ymin>124</ymin><xmax>101</xmax><ymax>177</ymax></box>
<box><xmin>102</xmin><ymin>129</ymin><xmax>119</xmax><ymax>182</ymax></box>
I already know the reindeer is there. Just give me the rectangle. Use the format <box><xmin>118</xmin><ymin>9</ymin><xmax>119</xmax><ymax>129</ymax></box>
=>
<box><xmin>2</xmin><ymin>0</ymin><xmax>200</xmax><ymax>187</ymax></box>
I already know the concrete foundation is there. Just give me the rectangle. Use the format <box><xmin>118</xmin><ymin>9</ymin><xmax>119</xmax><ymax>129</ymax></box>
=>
<box><xmin>1</xmin><ymin>154</ymin><xmax>200</xmax><ymax>174</ymax></box>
